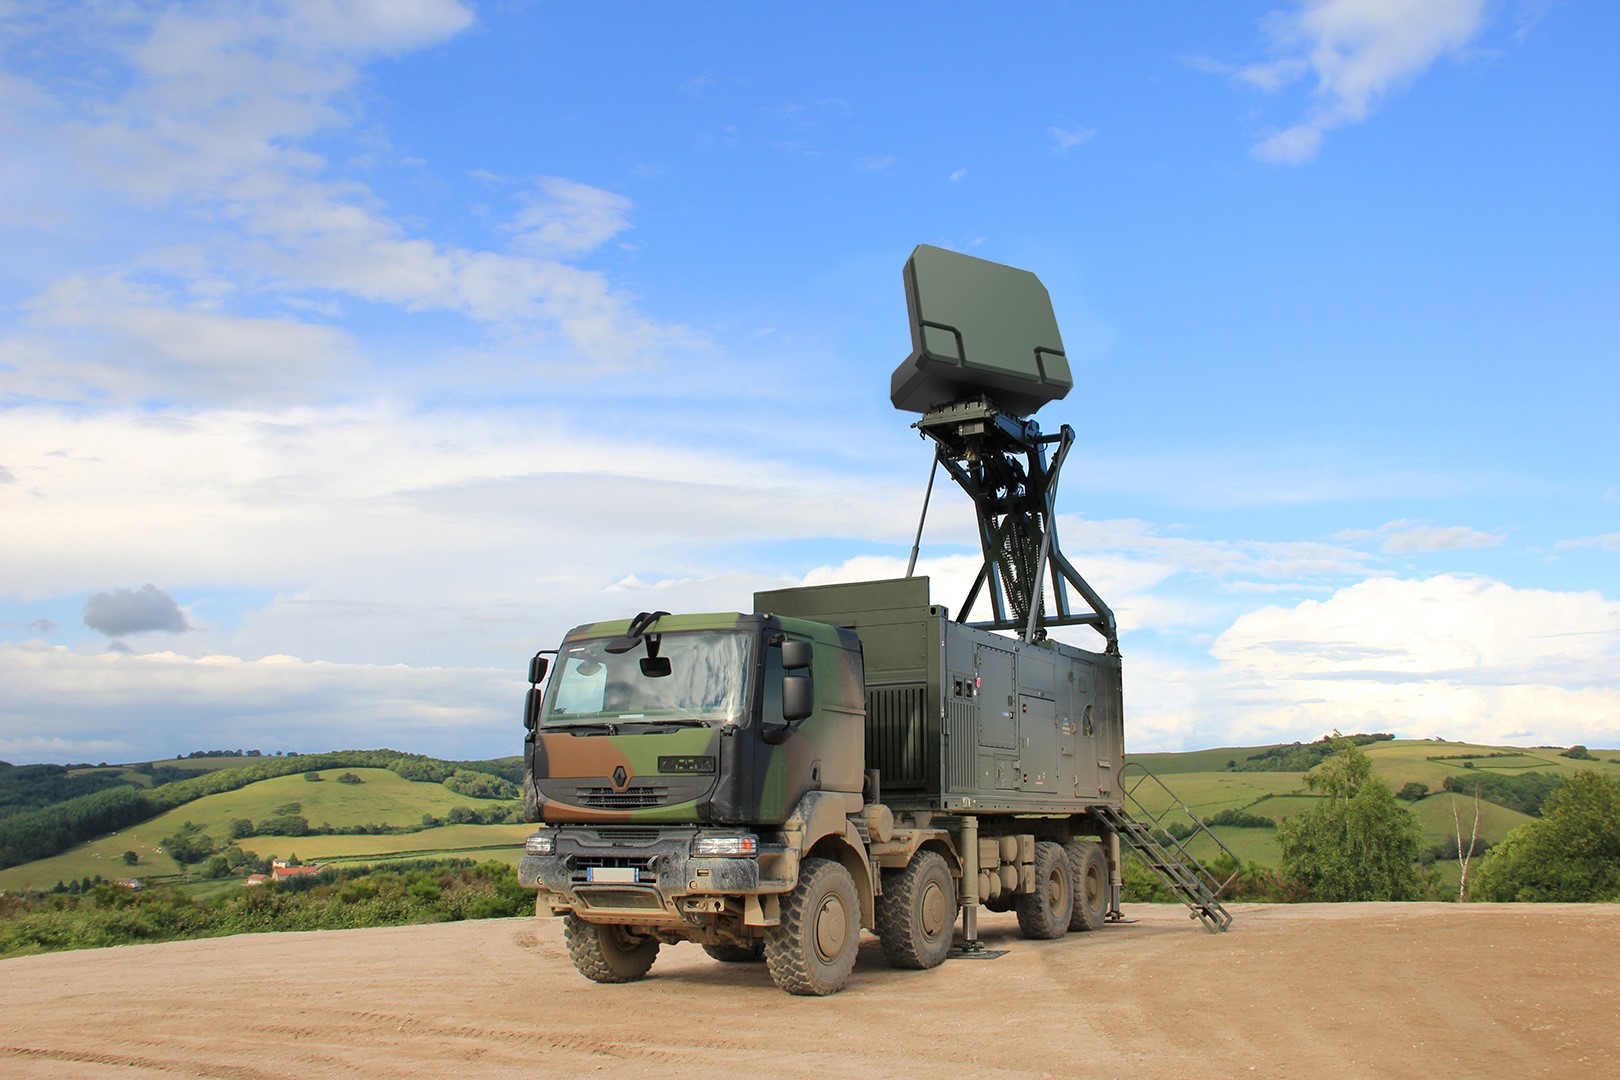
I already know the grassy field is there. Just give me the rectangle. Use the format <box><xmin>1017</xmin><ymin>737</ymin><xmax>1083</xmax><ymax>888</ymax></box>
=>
<box><xmin>1121</xmin><ymin>738</ymin><xmax>1618</xmax><ymax>878</ymax></box>
<box><xmin>241</xmin><ymin>824</ymin><xmax>532</xmax><ymax>864</ymax></box>
<box><xmin>6</xmin><ymin>739</ymin><xmax>1613</xmax><ymax>894</ymax></box>
<box><xmin>0</xmin><ymin>768</ymin><xmax>520</xmax><ymax>892</ymax></box>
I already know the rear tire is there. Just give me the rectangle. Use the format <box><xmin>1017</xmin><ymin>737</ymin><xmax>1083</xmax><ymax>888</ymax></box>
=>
<box><xmin>1065</xmin><ymin>840</ymin><xmax>1109</xmax><ymax>932</ymax></box>
<box><xmin>877</xmin><ymin>850</ymin><xmax>958</xmax><ymax>970</ymax></box>
<box><xmin>702</xmin><ymin>941</ymin><xmax>765</xmax><ymax>963</ymax></box>
<box><xmin>1015</xmin><ymin>841</ymin><xmax>1073</xmax><ymax>940</ymax></box>
<box><xmin>563</xmin><ymin>914</ymin><xmax>659</xmax><ymax>983</ymax></box>
<box><xmin>765</xmin><ymin>857</ymin><xmax>861</xmax><ymax>996</ymax></box>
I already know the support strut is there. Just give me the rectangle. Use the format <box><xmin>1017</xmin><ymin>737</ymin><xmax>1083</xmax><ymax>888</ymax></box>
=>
<box><xmin>914</xmin><ymin>397</ymin><xmax>1116</xmax><ymax>650</ymax></box>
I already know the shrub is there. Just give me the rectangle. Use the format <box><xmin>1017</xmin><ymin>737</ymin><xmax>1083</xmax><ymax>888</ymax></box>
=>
<box><xmin>1472</xmin><ymin>770</ymin><xmax>1620</xmax><ymax>902</ymax></box>
<box><xmin>1277</xmin><ymin>736</ymin><xmax>1421</xmax><ymax>901</ymax></box>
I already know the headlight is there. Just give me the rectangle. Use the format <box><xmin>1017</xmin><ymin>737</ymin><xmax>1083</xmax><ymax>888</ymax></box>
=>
<box><xmin>525</xmin><ymin>831</ymin><xmax>555</xmax><ymax>855</ymax></box>
<box><xmin>692</xmin><ymin>834</ymin><xmax>758</xmax><ymax>857</ymax></box>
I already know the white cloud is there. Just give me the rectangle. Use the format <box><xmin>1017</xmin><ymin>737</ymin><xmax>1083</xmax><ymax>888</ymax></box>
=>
<box><xmin>1</xmin><ymin>0</ymin><xmax>693</xmax><ymax>384</ymax></box>
<box><xmin>1179</xmin><ymin>574</ymin><xmax>1620</xmax><ymax>748</ymax></box>
<box><xmin>1243</xmin><ymin>0</ymin><xmax>1489</xmax><ymax>163</ymax></box>
<box><xmin>1380</xmin><ymin>523</ymin><xmax>1502</xmax><ymax>553</ymax></box>
<box><xmin>1557</xmin><ymin>533</ymin><xmax>1620</xmax><ymax>553</ymax></box>
<box><xmin>5</xmin><ymin>272</ymin><xmax>360</xmax><ymax>404</ymax></box>
<box><xmin>0</xmin><ymin>640</ymin><xmax>512</xmax><ymax>763</ymax></box>
<box><xmin>0</xmin><ymin>401</ymin><xmax>928</xmax><ymax>662</ymax></box>
<box><xmin>1059</xmin><ymin>515</ymin><xmax>1377</xmax><ymax>581</ymax></box>
<box><xmin>1253</xmin><ymin>123</ymin><xmax>1324</xmax><ymax>165</ymax></box>
<box><xmin>1049</xmin><ymin>125</ymin><xmax>1096</xmax><ymax>151</ymax></box>
<box><xmin>948</xmin><ymin>169</ymin><xmax>967</xmax><ymax>183</ymax></box>
<box><xmin>506</xmin><ymin>177</ymin><xmax>634</xmax><ymax>259</ymax></box>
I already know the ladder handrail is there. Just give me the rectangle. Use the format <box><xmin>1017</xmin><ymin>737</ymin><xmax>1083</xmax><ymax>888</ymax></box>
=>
<box><xmin>1101</xmin><ymin>764</ymin><xmax>1237</xmax><ymax>933</ymax></box>
<box><xmin>1119</xmin><ymin>762</ymin><xmax>1240</xmax><ymax>898</ymax></box>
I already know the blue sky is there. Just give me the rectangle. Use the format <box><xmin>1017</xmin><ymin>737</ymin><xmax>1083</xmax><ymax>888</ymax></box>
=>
<box><xmin>1</xmin><ymin>0</ymin><xmax>1615</xmax><ymax>764</ymax></box>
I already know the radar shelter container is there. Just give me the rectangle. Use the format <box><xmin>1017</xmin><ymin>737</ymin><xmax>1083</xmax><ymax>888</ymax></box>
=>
<box><xmin>754</xmin><ymin>576</ymin><xmax>1124</xmax><ymax>814</ymax></box>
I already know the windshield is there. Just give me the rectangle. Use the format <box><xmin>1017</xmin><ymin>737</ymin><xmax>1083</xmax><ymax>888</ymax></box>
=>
<box><xmin>542</xmin><ymin>630</ymin><xmax>753</xmax><ymax>727</ymax></box>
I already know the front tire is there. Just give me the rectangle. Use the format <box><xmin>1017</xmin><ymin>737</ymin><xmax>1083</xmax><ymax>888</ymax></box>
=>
<box><xmin>1066</xmin><ymin>840</ymin><xmax>1109</xmax><ymax>932</ymax></box>
<box><xmin>563</xmin><ymin>914</ymin><xmax>659</xmax><ymax>983</ymax></box>
<box><xmin>765</xmin><ymin>857</ymin><xmax>861</xmax><ymax>996</ymax></box>
<box><xmin>1015</xmin><ymin>841</ymin><xmax>1073</xmax><ymax>940</ymax></box>
<box><xmin>877</xmin><ymin>850</ymin><xmax>958</xmax><ymax>970</ymax></box>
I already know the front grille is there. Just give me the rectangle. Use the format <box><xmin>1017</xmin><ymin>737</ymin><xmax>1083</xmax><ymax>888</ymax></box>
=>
<box><xmin>535</xmin><ymin>773</ymin><xmax>712</xmax><ymax>812</ymax></box>
<box><xmin>574</xmin><ymin>786</ymin><xmax>671</xmax><ymax>809</ymax></box>
<box><xmin>574</xmin><ymin>856</ymin><xmax>654</xmax><ymax>871</ymax></box>
<box><xmin>593</xmin><ymin>828</ymin><xmax>662</xmax><ymax>843</ymax></box>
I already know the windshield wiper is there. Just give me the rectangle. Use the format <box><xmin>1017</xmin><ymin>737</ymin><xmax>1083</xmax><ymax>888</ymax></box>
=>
<box><xmin>618</xmin><ymin>718</ymin><xmax>710</xmax><ymax>730</ymax></box>
<box><xmin>547</xmin><ymin>721</ymin><xmax>619</xmax><ymax>735</ymax></box>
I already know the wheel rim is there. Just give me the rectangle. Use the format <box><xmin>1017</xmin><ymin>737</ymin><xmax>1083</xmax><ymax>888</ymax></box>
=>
<box><xmin>919</xmin><ymin>879</ymin><xmax>947</xmax><ymax>941</ymax></box>
<box><xmin>813</xmin><ymin>893</ymin><xmax>848</xmax><ymax>962</ymax></box>
<box><xmin>1084</xmin><ymin>862</ymin><xmax>1105</xmax><ymax>908</ymax></box>
<box><xmin>1047</xmin><ymin>866</ymin><xmax>1068</xmax><ymax>910</ymax></box>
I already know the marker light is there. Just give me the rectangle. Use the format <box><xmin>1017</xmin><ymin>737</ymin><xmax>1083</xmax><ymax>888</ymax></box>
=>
<box><xmin>525</xmin><ymin>832</ymin><xmax>555</xmax><ymax>855</ymax></box>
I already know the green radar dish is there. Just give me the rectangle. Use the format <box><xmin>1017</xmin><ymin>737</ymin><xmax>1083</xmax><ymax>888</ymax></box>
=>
<box><xmin>890</xmin><ymin>244</ymin><xmax>1073</xmax><ymax>417</ymax></box>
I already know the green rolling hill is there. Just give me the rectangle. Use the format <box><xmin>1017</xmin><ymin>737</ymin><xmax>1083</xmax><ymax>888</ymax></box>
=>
<box><xmin>2</xmin><ymin>739</ymin><xmax>1614</xmax><ymax>895</ymax></box>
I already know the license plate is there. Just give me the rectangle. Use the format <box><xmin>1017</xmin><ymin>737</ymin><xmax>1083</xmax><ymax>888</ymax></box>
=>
<box><xmin>586</xmin><ymin>867</ymin><xmax>639</xmax><ymax>884</ymax></box>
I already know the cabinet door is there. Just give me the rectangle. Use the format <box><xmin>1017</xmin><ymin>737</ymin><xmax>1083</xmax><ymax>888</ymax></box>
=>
<box><xmin>1018</xmin><ymin>695</ymin><xmax>1057</xmax><ymax>792</ymax></box>
<box><xmin>974</xmin><ymin>645</ymin><xmax>1016</xmax><ymax>750</ymax></box>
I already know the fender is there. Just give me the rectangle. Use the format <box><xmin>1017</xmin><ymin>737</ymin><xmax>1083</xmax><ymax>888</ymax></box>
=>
<box><xmin>781</xmin><ymin>790</ymin><xmax>875</xmax><ymax>926</ymax></box>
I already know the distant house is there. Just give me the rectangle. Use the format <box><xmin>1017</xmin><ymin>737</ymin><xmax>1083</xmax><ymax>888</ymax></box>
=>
<box><xmin>243</xmin><ymin>874</ymin><xmax>269</xmax><ymax>887</ymax></box>
<box><xmin>271</xmin><ymin>864</ymin><xmax>323</xmax><ymax>882</ymax></box>
<box><xmin>116</xmin><ymin>878</ymin><xmax>143</xmax><ymax>890</ymax></box>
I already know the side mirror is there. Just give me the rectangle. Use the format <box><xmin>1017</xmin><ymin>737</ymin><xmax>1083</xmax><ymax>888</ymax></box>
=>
<box><xmin>781</xmin><ymin>640</ymin><xmax>812</xmax><ymax>671</ymax></box>
<box><xmin>528</xmin><ymin>654</ymin><xmax>550</xmax><ymax>684</ymax></box>
<box><xmin>782</xmin><ymin>674</ymin><xmax>813</xmax><ymax>723</ymax></box>
<box><xmin>523</xmin><ymin>686</ymin><xmax>542</xmax><ymax>732</ymax></box>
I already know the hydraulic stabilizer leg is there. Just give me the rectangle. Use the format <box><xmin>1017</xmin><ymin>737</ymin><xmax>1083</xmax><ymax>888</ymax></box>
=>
<box><xmin>958</xmin><ymin>814</ymin><xmax>982</xmax><ymax>952</ymax></box>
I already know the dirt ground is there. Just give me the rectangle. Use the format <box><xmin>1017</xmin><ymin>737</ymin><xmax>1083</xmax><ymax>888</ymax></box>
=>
<box><xmin>1</xmin><ymin>902</ymin><xmax>1615</xmax><ymax>1078</ymax></box>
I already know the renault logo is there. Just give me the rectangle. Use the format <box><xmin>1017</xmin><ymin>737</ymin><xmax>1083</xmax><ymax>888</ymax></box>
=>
<box><xmin>612</xmin><ymin>765</ymin><xmax>629</xmax><ymax>789</ymax></box>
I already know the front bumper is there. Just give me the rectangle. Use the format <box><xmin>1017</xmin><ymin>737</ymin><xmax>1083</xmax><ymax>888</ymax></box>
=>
<box><xmin>520</xmin><ymin>826</ymin><xmax>787</xmax><ymax>918</ymax></box>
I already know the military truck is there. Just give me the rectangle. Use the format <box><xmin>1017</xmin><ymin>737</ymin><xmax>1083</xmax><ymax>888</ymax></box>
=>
<box><xmin>518</xmin><ymin>246</ymin><xmax>1230</xmax><ymax>995</ymax></box>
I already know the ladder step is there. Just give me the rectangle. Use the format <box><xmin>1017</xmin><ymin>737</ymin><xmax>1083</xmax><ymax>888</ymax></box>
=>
<box><xmin>1100</xmin><ymin>799</ymin><xmax>1232</xmax><ymax>934</ymax></box>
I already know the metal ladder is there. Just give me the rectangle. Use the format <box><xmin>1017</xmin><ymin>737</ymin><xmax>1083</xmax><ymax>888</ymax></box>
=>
<box><xmin>1096</xmin><ymin>763</ymin><xmax>1236</xmax><ymax>933</ymax></box>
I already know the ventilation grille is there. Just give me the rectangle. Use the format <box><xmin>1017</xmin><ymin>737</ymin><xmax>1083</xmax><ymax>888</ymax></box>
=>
<box><xmin>866</xmin><ymin>684</ymin><xmax>927</xmax><ymax>789</ymax></box>
<box><xmin>946</xmin><ymin>698</ymin><xmax>978</xmax><ymax>792</ymax></box>
<box><xmin>573</xmin><ymin>786</ymin><xmax>670</xmax><ymax>809</ymax></box>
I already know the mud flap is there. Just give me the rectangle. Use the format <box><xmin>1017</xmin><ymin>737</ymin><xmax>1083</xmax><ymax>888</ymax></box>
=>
<box><xmin>744</xmin><ymin>893</ymin><xmax>781</xmax><ymax>927</ymax></box>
